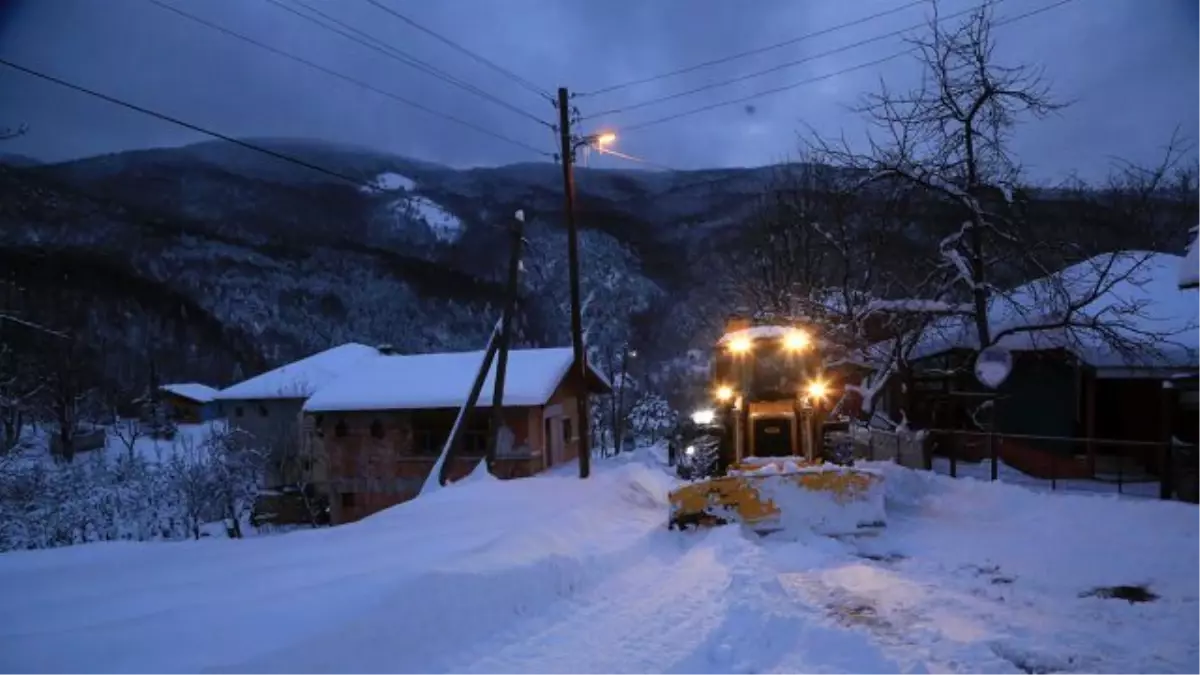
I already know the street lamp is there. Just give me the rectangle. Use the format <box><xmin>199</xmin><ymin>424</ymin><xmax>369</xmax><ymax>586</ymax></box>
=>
<box><xmin>575</xmin><ymin>130</ymin><xmax>617</xmax><ymax>153</ymax></box>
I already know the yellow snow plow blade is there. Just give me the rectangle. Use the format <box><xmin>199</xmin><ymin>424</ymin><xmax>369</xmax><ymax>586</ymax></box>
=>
<box><xmin>667</xmin><ymin>460</ymin><xmax>885</xmax><ymax>535</ymax></box>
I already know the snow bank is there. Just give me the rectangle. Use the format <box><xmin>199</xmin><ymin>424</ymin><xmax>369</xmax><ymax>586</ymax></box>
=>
<box><xmin>0</xmin><ymin>457</ymin><xmax>672</xmax><ymax>673</ymax></box>
<box><xmin>756</xmin><ymin>474</ymin><xmax>888</xmax><ymax>537</ymax></box>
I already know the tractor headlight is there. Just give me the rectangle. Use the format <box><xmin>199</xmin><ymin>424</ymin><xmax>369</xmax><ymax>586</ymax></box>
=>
<box><xmin>690</xmin><ymin>409</ymin><xmax>716</xmax><ymax>425</ymax></box>
<box><xmin>805</xmin><ymin>379</ymin><xmax>829</xmax><ymax>401</ymax></box>
<box><xmin>783</xmin><ymin>329</ymin><xmax>810</xmax><ymax>352</ymax></box>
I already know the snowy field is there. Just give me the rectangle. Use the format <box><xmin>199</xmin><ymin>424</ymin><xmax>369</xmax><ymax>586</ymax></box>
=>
<box><xmin>0</xmin><ymin>451</ymin><xmax>1196</xmax><ymax>673</ymax></box>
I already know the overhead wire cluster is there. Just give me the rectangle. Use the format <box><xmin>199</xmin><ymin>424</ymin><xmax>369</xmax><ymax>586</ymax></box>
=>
<box><xmin>1</xmin><ymin>0</ymin><xmax>558</xmax><ymax>188</ymax></box>
<box><xmin>577</xmin><ymin>0</ymin><xmax>1079</xmax><ymax>173</ymax></box>
<box><xmin>0</xmin><ymin>0</ymin><xmax>1081</xmax><ymax>181</ymax></box>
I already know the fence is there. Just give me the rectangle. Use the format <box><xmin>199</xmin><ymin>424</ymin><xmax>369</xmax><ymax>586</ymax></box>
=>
<box><xmin>925</xmin><ymin>429</ymin><xmax>1197</xmax><ymax>502</ymax></box>
<box><xmin>841</xmin><ymin>425</ymin><xmax>1197</xmax><ymax>502</ymax></box>
<box><xmin>844</xmin><ymin>426</ymin><xmax>929</xmax><ymax>470</ymax></box>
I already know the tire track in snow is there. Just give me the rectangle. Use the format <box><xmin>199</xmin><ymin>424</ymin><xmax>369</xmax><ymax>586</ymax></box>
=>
<box><xmin>449</xmin><ymin>527</ymin><xmax>742</xmax><ymax>674</ymax></box>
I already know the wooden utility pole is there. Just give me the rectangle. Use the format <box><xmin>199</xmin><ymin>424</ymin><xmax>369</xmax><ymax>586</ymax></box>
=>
<box><xmin>424</xmin><ymin>320</ymin><xmax>501</xmax><ymax>492</ymax></box>
<box><xmin>486</xmin><ymin>210</ymin><xmax>525</xmax><ymax>472</ymax></box>
<box><xmin>556</xmin><ymin>86</ymin><xmax>591</xmax><ymax>479</ymax></box>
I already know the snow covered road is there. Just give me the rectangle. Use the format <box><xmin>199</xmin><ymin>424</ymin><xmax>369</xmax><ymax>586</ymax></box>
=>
<box><xmin>0</xmin><ymin>454</ymin><xmax>1195</xmax><ymax>673</ymax></box>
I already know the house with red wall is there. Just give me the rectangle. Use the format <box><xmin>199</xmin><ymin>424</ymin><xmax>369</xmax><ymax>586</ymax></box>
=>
<box><xmin>300</xmin><ymin>346</ymin><xmax>610</xmax><ymax>524</ymax></box>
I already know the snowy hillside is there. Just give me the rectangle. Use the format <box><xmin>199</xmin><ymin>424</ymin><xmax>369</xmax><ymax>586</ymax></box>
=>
<box><xmin>1</xmin><ymin>455</ymin><xmax>1195</xmax><ymax>673</ymax></box>
<box><xmin>0</xmin><ymin>141</ymin><xmax>683</xmax><ymax>389</ymax></box>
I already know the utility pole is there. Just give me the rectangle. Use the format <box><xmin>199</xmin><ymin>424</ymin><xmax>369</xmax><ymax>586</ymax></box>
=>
<box><xmin>556</xmin><ymin>86</ymin><xmax>591</xmax><ymax>479</ymax></box>
<box><xmin>486</xmin><ymin>210</ymin><xmax>525</xmax><ymax>474</ymax></box>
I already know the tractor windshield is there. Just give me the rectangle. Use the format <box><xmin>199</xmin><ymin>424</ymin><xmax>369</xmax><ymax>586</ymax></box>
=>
<box><xmin>715</xmin><ymin>340</ymin><xmax>815</xmax><ymax>399</ymax></box>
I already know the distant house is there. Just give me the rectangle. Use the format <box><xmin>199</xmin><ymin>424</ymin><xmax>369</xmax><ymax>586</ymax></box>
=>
<box><xmin>871</xmin><ymin>252</ymin><xmax>1198</xmax><ymax>478</ymax></box>
<box><xmin>302</xmin><ymin>347</ymin><xmax>611</xmax><ymax>524</ymax></box>
<box><xmin>159</xmin><ymin>383</ymin><xmax>221</xmax><ymax>423</ymax></box>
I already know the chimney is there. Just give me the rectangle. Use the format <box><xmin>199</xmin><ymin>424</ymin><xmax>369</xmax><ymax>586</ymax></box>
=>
<box><xmin>376</xmin><ymin>343</ymin><xmax>398</xmax><ymax>356</ymax></box>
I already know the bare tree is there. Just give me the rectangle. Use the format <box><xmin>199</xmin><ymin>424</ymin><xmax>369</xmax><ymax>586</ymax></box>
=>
<box><xmin>41</xmin><ymin>338</ymin><xmax>101</xmax><ymax>463</ymax></box>
<box><xmin>109</xmin><ymin>415</ymin><xmax>143</xmax><ymax>461</ymax></box>
<box><xmin>814</xmin><ymin>0</ymin><xmax>1194</xmax><ymax>418</ymax></box>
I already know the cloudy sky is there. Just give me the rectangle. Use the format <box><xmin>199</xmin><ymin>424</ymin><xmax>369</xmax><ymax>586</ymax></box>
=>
<box><xmin>0</xmin><ymin>0</ymin><xmax>1195</xmax><ymax>182</ymax></box>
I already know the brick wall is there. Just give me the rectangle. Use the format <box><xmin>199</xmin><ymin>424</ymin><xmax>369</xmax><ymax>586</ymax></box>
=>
<box><xmin>312</xmin><ymin>408</ymin><xmax>544</xmax><ymax>524</ymax></box>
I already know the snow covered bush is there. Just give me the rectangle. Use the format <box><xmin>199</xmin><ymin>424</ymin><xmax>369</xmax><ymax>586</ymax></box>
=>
<box><xmin>0</xmin><ymin>422</ymin><xmax>271</xmax><ymax>551</ymax></box>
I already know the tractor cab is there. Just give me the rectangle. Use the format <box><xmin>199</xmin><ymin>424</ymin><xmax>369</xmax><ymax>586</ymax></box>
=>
<box><xmin>677</xmin><ymin>317</ymin><xmax>839</xmax><ymax>478</ymax></box>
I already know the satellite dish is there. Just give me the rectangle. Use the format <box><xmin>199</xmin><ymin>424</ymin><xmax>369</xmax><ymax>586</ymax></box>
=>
<box><xmin>974</xmin><ymin>346</ymin><xmax>1013</xmax><ymax>389</ymax></box>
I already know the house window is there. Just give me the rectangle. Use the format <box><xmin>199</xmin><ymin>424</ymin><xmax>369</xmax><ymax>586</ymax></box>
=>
<box><xmin>412</xmin><ymin>410</ymin><xmax>455</xmax><ymax>456</ymax></box>
<box><xmin>370</xmin><ymin>420</ymin><xmax>385</xmax><ymax>439</ymax></box>
<box><xmin>411</xmin><ymin>410</ymin><xmax>489</xmax><ymax>456</ymax></box>
<box><xmin>235</xmin><ymin>406</ymin><xmax>244</xmax><ymax>418</ymax></box>
<box><xmin>340</xmin><ymin>492</ymin><xmax>356</xmax><ymax>508</ymax></box>
<box><xmin>462</xmin><ymin>413</ymin><xmax>491</xmax><ymax>457</ymax></box>
<box><xmin>335</xmin><ymin>420</ymin><xmax>348</xmax><ymax>438</ymax></box>
<box><xmin>259</xmin><ymin>405</ymin><xmax>269</xmax><ymax>417</ymax></box>
<box><xmin>315</xmin><ymin>415</ymin><xmax>325</xmax><ymax>438</ymax></box>
<box><xmin>563</xmin><ymin>418</ymin><xmax>574</xmax><ymax>444</ymax></box>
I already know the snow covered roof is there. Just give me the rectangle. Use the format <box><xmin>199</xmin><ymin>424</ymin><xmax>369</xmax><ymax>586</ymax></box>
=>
<box><xmin>1180</xmin><ymin>227</ymin><xmax>1198</xmax><ymax>289</ymax></box>
<box><xmin>159</xmin><ymin>383</ymin><xmax>220</xmax><ymax>404</ymax></box>
<box><xmin>717</xmin><ymin>325</ymin><xmax>795</xmax><ymax>345</ymax></box>
<box><xmin>303</xmin><ymin>347</ymin><xmax>610</xmax><ymax>413</ymax></box>
<box><xmin>907</xmin><ymin>252</ymin><xmax>1198</xmax><ymax>370</ymax></box>
<box><xmin>215</xmin><ymin>343</ymin><xmax>380</xmax><ymax>401</ymax></box>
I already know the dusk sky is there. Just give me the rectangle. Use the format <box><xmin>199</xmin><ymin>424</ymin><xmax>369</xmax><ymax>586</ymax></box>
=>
<box><xmin>1</xmin><ymin>0</ymin><xmax>1195</xmax><ymax>183</ymax></box>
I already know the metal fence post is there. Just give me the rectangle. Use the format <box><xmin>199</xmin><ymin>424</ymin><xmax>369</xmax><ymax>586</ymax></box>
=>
<box><xmin>1050</xmin><ymin>454</ymin><xmax>1057</xmax><ymax>491</ymax></box>
<box><xmin>1160</xmin><ymin>441</ymin><xmax>1172</xmax><ymax>501</ymax></box>
<box><xmin>949</xmin><ymin>440</ymin><xmax>957</xmax><ymax>478</ymax></box>
<box><xmin>989</xmin><ymin>431</ymin><xmax>998</xmax><ymax>481</ymax></box>
<box><xmin>1117</xmin><ymin>452</ymin><xmax>1123</xmax><ymax>495</ymax></box>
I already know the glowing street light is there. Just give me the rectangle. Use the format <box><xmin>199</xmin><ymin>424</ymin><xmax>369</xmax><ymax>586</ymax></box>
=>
<box><xmin>595</xmin><ymin>132</ymin><xmax>616</xmax><ymax>148</ymax></box>
<box><xmin>715</xmin><ymin>385</ymin><xmax>735</xmax><ymax>402</ymax></box>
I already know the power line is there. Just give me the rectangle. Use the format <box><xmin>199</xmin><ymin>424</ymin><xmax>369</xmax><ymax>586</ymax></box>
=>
<box><xmin>588</xmin><ymin>147</ymin><xmax>675</xmax><ymax>171</ymax></box>
<box><xmin>268</xmin><ymin>0</ymin><xmax>552</xmax><ymax>129</ymax></box>
<box><xmin>146</xmin><ymin>0</ymin><xmax>552</xmax><ymax>156</ymax></box>
<box><xmin>616</xmin><ymin>0</ymin><xmax>1077</xmax><ymax>136</ymax></box>
<box><xmin>582</xmin><ymin>0</ymin><xmax>1010</xmax><ymax>121</ymax></box>
<box><xmin>363</xmin><ymin>0</ymin><xmax>553</xmax><ymax>101</ymax></box>
<box><xmin>581</xmin><ymin>0</ymin><xmax>926</xmax><ymax>99</ymax></box>
<box><xmin>0</xmin><ymin>57</ymin><xmax>392</xmax><ymax>190</ymax></box>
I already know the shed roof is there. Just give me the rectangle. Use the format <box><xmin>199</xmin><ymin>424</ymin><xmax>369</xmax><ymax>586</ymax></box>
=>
<box><xmin>214</xmin><ymin>343</ymin><xmax>379</xmax><ymax>401</ymax></box>
<box><xmin>160</xmin><ymin>383</ymin><xmax>220</xmax><ymax>404</ymax></box>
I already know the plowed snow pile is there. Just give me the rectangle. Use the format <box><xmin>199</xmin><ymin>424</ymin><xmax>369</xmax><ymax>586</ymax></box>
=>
<box><xmin>0</xmin><ymin>457</ymin><xmax>1194</xmax><ymax>674</ymax></box>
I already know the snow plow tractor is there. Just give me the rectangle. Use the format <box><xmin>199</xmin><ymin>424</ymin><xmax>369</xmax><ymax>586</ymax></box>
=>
<box><xmin>668</xmin><ymin>318</ymin><xmax>885</xmax><ymax>535</ymax></box>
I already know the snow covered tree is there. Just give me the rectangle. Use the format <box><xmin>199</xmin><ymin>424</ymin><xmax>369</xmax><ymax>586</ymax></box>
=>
<box><xmin>165</xmin><ymin>433</ymin><xmax>219</xmax><ymax>540</ymax></box>
<box><xmin>627</xmin><ymin>392</ymin><xmax>677</xmax><ymax>446</ymax></box>
<box><xmin>205</xmin><ymin>422</ymin><xmax>263</xmax><ymax>539</ymax></box>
